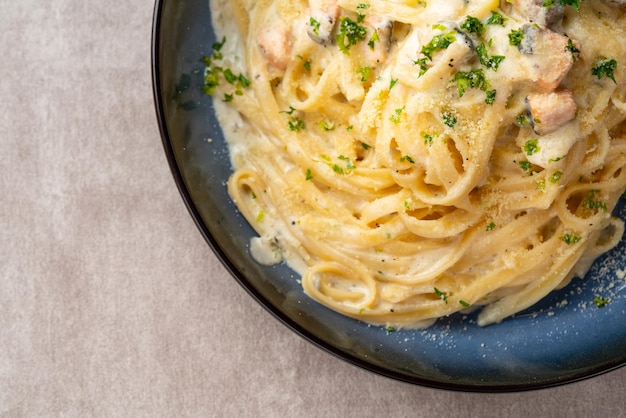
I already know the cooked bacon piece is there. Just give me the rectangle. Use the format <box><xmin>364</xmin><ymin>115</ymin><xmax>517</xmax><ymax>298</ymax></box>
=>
<box><xmin>527</xmin><ymin>90</ymin><xmax>577</xmax><ymax>135</ymax></box>
<box><xmin>362</xmin><ymin>15</ymin><xmax>393</xmax><ymax>64</ymax></box>
<box><xmin>257</xmin><ymin>22</ymin><xmax>292</xmax><ymax>70</ymax></box>
<box><xmin>519</xmin><ymin>25</ymin><xmax>574</xmax><ymax>91</ymax></box>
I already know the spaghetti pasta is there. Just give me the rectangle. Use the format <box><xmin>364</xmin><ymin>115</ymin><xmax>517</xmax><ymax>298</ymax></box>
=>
<box><xmin>206</xmin><ymin>0</ymin><xmax>626</xmax><ymax>327</ymax></box>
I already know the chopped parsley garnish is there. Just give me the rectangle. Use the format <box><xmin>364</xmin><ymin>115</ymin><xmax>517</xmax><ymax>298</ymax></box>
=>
<box><xmin>460</xmin><ymin>16</ymin><xmax>484</xmax><ymax>35</ymax></box>
<box><xmin>331</xmin><ymin>164</ymin><xmax>345</xmax><ymax>174</ymax></box>
<box><xmin>368</xmin><ymin>30</ymin><xmax>380</xmax><ymax>50</ymax></box>
<box><xmin>280</xmin><ymin>106</ymin><xmax>297</xmax><ymax>115</ymax></box>
<box><xmin>305</xmin><ymin>168</ymin><xmax>313</xmax><ymax>180</ymax></box>
<box><xmin>459</xmin><ymin>300</ymin><xmax>471</xmax><ymax>307</ymax></box>
<box><xmin>361</xmin><ymin>142</ymin><xmax>371</xmax><ymax>150</ymax></box>
<box><xmin>389</xmin><ymin>77</ymin><xmax>399</xmax><ymax>91</ymax></box>
<box><xmin>390</xmin><ymin>106</ymin><xmax>405</xmax><ymax>123</ymax></box>
<box><xmin>385</xmin><ymin>325</ymin><xmax>396</xmax><ymax>333</ymax></box>
<box><xmin>222</xmin><ymin>68</ymin><xmax>238</xmax><ymax>84</ymax></box>
<box><xmin>281</xmin><ymin>108</ymin><xmax>305</xmax><ymax>131</ymax></box>
<box><xmin>560</xmin><ymin>233</ymin><xmax>581</xmax><ymax>245</ymax></box>
<box><xmin>536</xmin><ymin>178</ymin><xmax>546</xmax><ymax>190</ymax></box>
<box><xmin>523</xmin><ymin>139</ymin><xmax>540</xmax><ymax>156</ymax></box>
<box><xmin>309</xmin><ymin>17</ymin><xmax>321</xmax><ymax>36</ymax></box>
<box><xmin>400</xmin><ymin>155</ymin><xmax>415</xmax><ymax>164</ymax></box>
<box><xmin>434</xmin><ymin>287</ymin><xmax>448</xmax><ymax>304</ymax></box>
<box><xmin>238</xmin><ymin>74</ymin><xmax>251</xmax><ymax>88</ymax></box>
<box><xmin>549</xmin><ymin>171</ymin><xmax>563</xmax><ymax>183</ymax></box>
<box><xmin>442</xmin><ymin>111</ymin><xmax>457</xmax><ymax>128</ymax></box>
<box><xmin>202</xmin><ymin>38</ymin><xmax>250</xmax><ymax>98</ymax></box>
<box><xmin>563</xmin><ymin>0</ymin><xmax>583</xmax><ymax>10</ymax></box>
<box><xmin>356</xmin><ymin>2</ymin><xmax>370</xmax><ymax>21</ymax></box>
<box><xmin>565</xmin><ymin>39</ymin><xmax>580</xmax><ymax>55</ymax></box>
<box><xmin>593</xmin><ymin>296</ymin><xmax>610</xmax><ymax>308</ymax></box>
<box><xmin>451</xmin><ymin>69</ymin><xmax>490</xmax><ymax>97</ymax></box>
<box><xmin>211</xmin><ymin>36</ymin><xmax>226</xmax><ymax>57</ymax></box>
<box><xmin>421</xmin><ymin>131</ymin><xmax>435</xmax><ymax>145</ymax></box>
<box><xmin>545</xmin><ymin>0</ymin><xmax>583</xmax><ymax>11</ymax></box>
<box><xmin>476</xmin><ymin>43</ymin><xmax>505</xmax><ymax>71</ymax></box>
<box><xmin>582</xmin><ymin>190</ymin><xmax>607</xmax><ymax>212</ymax></box>
<box><xmin>508</xmin><ymin>28</ymin><xmax>524</xmax><ymax>46</ymax></box>
<box><xmin>516</xmin><ymin>113</ymin><xmax>528</xmax><ymax>125</ymax></box>
<box><xmin>414</xmin><ymin>31</ymin><xmax>458</xmax><ymax>76</ymax></box>
<box><xmin>326</xmin><ymin>155</ymin><xmax>356</xmax><ymax>175</ymax></box>
<box><xmin>485</xmin><ymin>89</ymin><xmax>497</xmax><ymax>105</ymax></box>
<box><xmin>592</xmin><ymin>58</ymin><xmax>618</xmax><ymax>84</ymax></box>
<box><xmin>357</xmin><ymin>66</ymin><xmax>372</xmax><ymax>82</ymax></box>
<box><xmin>486</xmin><ymin>11</ymin><xmax>507</xmax><ymax>26</ymax></box>
<box><xmin>519</xmin><ymin>161</ymin><xmax>532</xmax><ymax>172</ymax></box>
<box><xmin>297</xmin><ymin>55</ymin><xmax>311</xmax><ymax>71</ymax></box>
<box><xmin>213</xmin><ymin>36</ymin><xmax>226</xmax><ymax>50</ymax></box>
<box><xmin>486</xmin><ymin>222</ymin><xmax>496</xmax><ymax>231</ymax></box>
<box><xmin>414</xmin><ymin>58</ymin><xmax>429</xmax><ymax>77</ymax></box>
<box><xmin>288</xmin><ymin>117</ymin><xmax>306</xmax><ymax>132</ymax></box>
<box><xmin>202</xmin><ymin>67</ymin><xmax>221</xmax><ymax>96</ymax></box>
<box><xmin>317</xmin><ymin>120</ymin><xmax>335</xmax><ymax>131</ymax></box>
<box><xmin>336</xmin><ymin>16</ymin><xmax>368</xmax><ymax>54</ymax></box>
<box><xmin>421</xmin><ymin>31</ymin><xmax>457</xmax><ymax>60</ymax></box>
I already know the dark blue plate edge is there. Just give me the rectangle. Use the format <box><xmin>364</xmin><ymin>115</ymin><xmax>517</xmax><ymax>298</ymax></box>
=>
<box><xmin>149</xmin><ymin>0</ymin><xmax>624</xmax><ymax>393</ymax></box>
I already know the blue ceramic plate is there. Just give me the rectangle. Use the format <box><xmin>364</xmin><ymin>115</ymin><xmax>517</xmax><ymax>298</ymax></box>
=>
<box><xmin>151</xmin><ymin>0</ymin><xmax>626</xmax><ymax>391</ymax></box>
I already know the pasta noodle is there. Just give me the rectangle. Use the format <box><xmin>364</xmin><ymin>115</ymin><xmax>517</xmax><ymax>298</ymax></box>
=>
<box><xmin>206</xmin><ymin>0</ymin><xmax>626</xmax><ymax>328</ymax></box>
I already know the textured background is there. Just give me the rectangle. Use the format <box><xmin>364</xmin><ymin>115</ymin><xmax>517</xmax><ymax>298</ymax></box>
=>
<box><xmin>1</xmin><ymin>1</ymin><xmax>624</xmax><ymax>417</ymax></box>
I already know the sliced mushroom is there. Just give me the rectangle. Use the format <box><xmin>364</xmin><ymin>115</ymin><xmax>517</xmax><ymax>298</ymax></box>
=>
<box><xmin>510</xmin><ymin>0</ymin><xmax>565</xmax><ymax>28</ymax></box>
<box><xmin>307</xmin><ymin>0</ymin><xmax>340</xmax><ymax>45</ymax></box>
<box><xmin>527</xmin><ymin>90</ymin><xmax>577</xmax><ymax>135</ymax></box>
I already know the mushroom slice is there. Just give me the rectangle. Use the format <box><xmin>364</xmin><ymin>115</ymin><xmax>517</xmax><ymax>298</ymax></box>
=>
<box><xmin>307</xmin><ymin>0</ymin><xmax>340</xmax><ymax>45</ymax></box>
<box><xmin>510</xmin><ymin>0</ymin><xmax>565</xmax><ymax>28</ymax></box>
